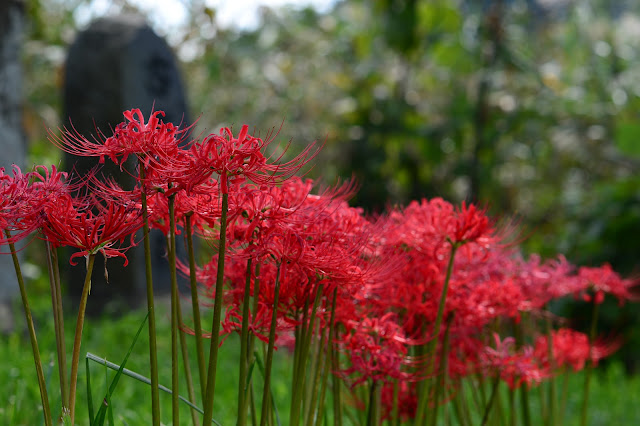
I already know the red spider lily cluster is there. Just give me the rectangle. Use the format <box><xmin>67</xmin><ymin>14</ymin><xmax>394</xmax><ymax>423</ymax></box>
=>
<box><xmin>5</xmin><ymin>109</ymin><xmax>637</xmax><ymax>424</ymax></box>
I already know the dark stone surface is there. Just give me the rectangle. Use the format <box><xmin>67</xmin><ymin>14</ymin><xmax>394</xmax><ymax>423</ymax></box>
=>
<box><xmin>63</xmin><ymin>15</ymin><xmax>190</xmax><ymax>315</ymax></box>
<box><xmin>0</xmin><ymin>0</ymin><xmax>26</xmax><ymax>334</ymax></box>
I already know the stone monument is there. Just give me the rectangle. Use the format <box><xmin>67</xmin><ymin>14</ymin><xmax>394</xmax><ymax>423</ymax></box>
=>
<box><xmin>0</xmin><ymin>0</ymin><xmax>26</xmax><ymax>333</ymax></box>
<box><xmin>63</xmin><ymin>15</ymin><xmax>190</xmax><ymax>315</ymax></box>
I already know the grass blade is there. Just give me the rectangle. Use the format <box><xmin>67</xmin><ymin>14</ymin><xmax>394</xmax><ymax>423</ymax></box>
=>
<box><xmin>105</xmin><ymin>360</ymin><xmax>114</xmax><ymax>426</ymax></box>
<box><xmin>92</xmin><ymin>312</ymin><xmax>148</xmax><ymax>424</ymax></box>
<box><xmin>85</xmin><ymin>353</ymin><xmax>221</xmax><ymax>424</ymax></box>
<box><xmin>86</xmin><ymin>357</ymin><xmax>94</xmax><ymax>425</ymax></box>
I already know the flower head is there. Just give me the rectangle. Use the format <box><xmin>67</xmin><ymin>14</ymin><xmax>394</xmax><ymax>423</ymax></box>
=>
<box><xmin>41</xmin><ymin>192</ymin><xmax>143</xmax><ymax>265</ymax></box>
<box><xmin>186</xmin><ymin>125</ymin><xmax>318</xmax><ymax>194</ymax></box>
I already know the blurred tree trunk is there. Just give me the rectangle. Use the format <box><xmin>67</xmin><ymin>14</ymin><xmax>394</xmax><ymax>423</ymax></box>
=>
<box><xmin>0</xmin><ymin>0</ymin><xmax>26</xmax><ymax>334</ymax></box>
<box><xmin>470</xmin><ymin>1</ymin><xmax>503</xmax><ymax>202</ymax></box>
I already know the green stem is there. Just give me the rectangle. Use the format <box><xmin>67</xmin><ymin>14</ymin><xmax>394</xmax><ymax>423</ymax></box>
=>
<box><xmin>519</xmin><ymin>385</ymin><xmax>531</xmax><ymax>426</ymax></box>
<box><xmin>432</xmin><ymin>242</ymin><xmax>459</xmax><ymax>347</ymax></box>
<box><xmin>45</xmin><ymin>240</ymin><xmax>68</xmax><ymax>409</ymax></box>
<box><xmin>559</xmin><ymin>369</ymin><xmax>569</xmax><ymax>425</ymax></box>
<box><xmin>304</xmin><ymin>298</ymin><xmax>326</xmax><ymax>426</ymax></box>
<box><xmin>429</xmin><ymin>313</ymin><xmax>454</xmax><ymax>426</ymax></box>
<box><xmin>293</xmin><ymin>282</ymin><xmax>322</xmax><ymax>425</ymax></box>
<box><xmin>139</xmin><ymin>162</ymin><xmax>161</xmax><ymax>426</ymax></box>
<box><xmin>467</xmin><ymin>374</ymin><xmax>483</xmax><ymax>415</ymax></box>
<box><xmin>508</xmin><ymin>387</ymin><xmax>515</xmax><ymax>426</ymax></box>
<box><xmin>203</xmin><ymin>190</ymin><xmax>229</xmax><ymax>426</ymax></box>
<box><xmin>290</xmin><ymin>300</ymin><xmax>309</xmax><ymax>425</ymax></box>
<box><xmin>481</xmin><ymin>376</ymin><xmax>501</xmax><ymax>426</ymax></box>
<box><xmin>366</xmin><ymin>380</ymin><xmax>381</xmax><ymax>426</ymax></box>
<box><xmin>168</xmin><ymin>193</ymin><xmax>180</xmax><ymax>425</ymax></box>
<box><xmin>68</xmin><ymin>253</ymin><xmax>96</xmax><ymax>425</ymax></box>
<box><xmin>176</xmin><ymin>285</ymin><xmax>201</xmax><ymax>426</ymax></box>
<box><xmin>514</xmin><ymin>315</ymin><xmax>531</xmax><ymax>426</ymax></box>
<box><xmin>538</xmin><ymin>384</ymin><xmax>547</xmax><ymax>424</ymax></box>
<box><xmin>315</xmin><ymin>296</ymin><xmax>334</xmax><ymax>426</ymax></box>
<box><xmin>330</xmin><ymin>289</ymin><xmax>343</xmax><ymax>426</ymax></box>
<box><xmin>247</xmin><ymin>263</ymin><xmax>261</xmax><ymax>425</ymax></box>
<box><xmin>260</xmin><ymin>263</ymin><xmax>282</xmax><ymax>426</ymax></box>
<box><xmin>580</xmin><ymin>300</ymin><xmax>599</xmax><ymax>426</ymax></box>
<box><xmin>6</xmin><ymin>232</ymin><xmax>52</xmax><ymax>426</ymax></box>
<box><xmin>237</xmin><ymin>258</ymin><xmax>253</xmax><ymax>426</ymax></box>
<box><xmin>450</xmin><ymin>382</ymin><xmax>469</xmax><ymax>426</ymax></box>
<box><xmin>186</xmin><ymin>214</ymin><xmax>207</xmax><ymax>399</ymax></box>
<box><xmin>545</xmin><ymin>312</ymin><xmax>556</xmax><ymax>426</ymax></box>
<box><xmin>391</xmin><ymin>380</ymin><xmax>399</xmax><ymax>426</ymax></box>
<box><xmin>415</xmin><ymin>241</ymin><xmax>460</xmax><ymax>423</ymax></box>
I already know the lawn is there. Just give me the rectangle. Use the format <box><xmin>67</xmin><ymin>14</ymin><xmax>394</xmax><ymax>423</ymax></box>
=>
<box><xmin>2</xmin><ymin>294</ymin><xmax>639</xmax><ymax>425</ymax></box>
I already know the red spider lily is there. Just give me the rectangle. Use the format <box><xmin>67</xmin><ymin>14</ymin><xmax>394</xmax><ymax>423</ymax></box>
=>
<box><xmin>480</xmin><ymin>333</ymin><xmax>548</xmax><ymax>390</ymax></box>
<box><xmin>336</xmin><ymin>313</ymin><xmax>418</xmax><ymax>387</ymax></box>
<box><xmin>574</xmin><ymin>264</ymin><xmax>637</xmax><ymax>304</ymax></box>
<box><xmin>221</xmin><ymin>300</ymin><xmax>276</xmax><ymax>344</ymax></box>
<box><xmin>1</xmin><ymin>165</ymin><xmax>70</xmax><ymax>245</ymax></box>
<box><xmin>533</xmin><ymin>328</ymin><xmax>621</xmax><ymax>372</ymax></box>
<box><xmin>185</xmin><ymin>125</ymin><xmax>318</xmax><ymax>194</ymax></box>
<box><xmin>449</xmin><ymin>201</ymin><xmax>493</xmax><ymax>245</ymax></box>
<box><xmin>370</xmin><ymin>204</ymin><xmax>500</xmax><ymax>343</ymax></box>
<box><xmin>192</xmin><ymin>177</ymin><xmax>388</xmax><ymax>350</ymax></box>
<box><xmin>103</xmin><ymin>109</ymin><xmax>187</xmax><ymax>167</ymax></box>
<box><xmin>510</xmin><ymin>254</ymin><xmax>578</xmax><ymax>309</ymax></box>
<box><xmin>50</xmin><ymin>109</ymin><xmax>189</xmax><ymax>169</ymax></box>
<box><xmin>1</xmin><ymin>166</ymin><xmax>40</xmax><ymax>241</ymax></box>
<box><xmin>374</xmin><ymin>199</ymin><xmax>502</xmax><ymax>341</ymax></box>
<box><xmin>224</xmin><ymin>178</ymin><xmax>312</xmax><ymax>243</ymax></box>
<box><xmin>387</xmin><ymin>198</ymin><xmax>496</xmax><ymax>255</ymax></box>
<box><xmin>380</xmin><ymin>381</ymin><xmax>418</xmax><ymax>422</ymax></box>
<box><xmin>40</xmin><ymin>192</ymin><xmax>143</xmax><ymax>265</ymax></box>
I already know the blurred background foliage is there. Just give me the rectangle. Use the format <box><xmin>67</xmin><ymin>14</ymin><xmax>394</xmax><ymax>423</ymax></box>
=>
<box><xmin>23</xmin><ymin>0</ymin><xmax>640</xmax><ymax>369</ymax></box>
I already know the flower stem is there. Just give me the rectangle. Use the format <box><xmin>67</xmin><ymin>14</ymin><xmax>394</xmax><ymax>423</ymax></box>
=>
<box><xmin>139</xmin><ymin>162</ymin><xmax>161</xmax><ymax>426</ymax></box>
<box><xmin>6</xmin><ymin>232</ymin><xmax>52</xmax><ymax>426</ymax></box>
<box><xmin>260</xmin><ymin>263</ymin><xmax>282</xmax><ymax>426</ymax></box>
<box><xmin>365</xmin><ymin>380</ymin><xmax>381</xmax><ymax>426</ymax></box>
<box><xmin>391</xmin><ymin>380</ymin><xmax>399</xmax><ymax>426</ymax></box>
<box><xmin>186</xmin><ymin>214</ymin><xmax>206</xmax><ymax>399</ymax></box>
<box><xmin>514</xmin><ymin>317</ymin><xmax>531</xmax><ymax>426</ymax></box>
<box><xmin>415</xmin><ymin>241</ymin><xmax>460</xmax><ymax>423</ymax></box>
<box><xmin>45</xmin><ymin>240</ymin><xmax>67</xmax><ymax>409</ymax></box>
<box><xmin>559</xmin><ymin>369</ymin><xmax>569</xmax><ymax>425</ymax></box>
<box><xmin>247</xmin><ymin>263</ymin><xmax>261</xmax><ymax>426</ymax></box>
<box><xmin>481</xmin><ymin>376</ymin><xmax>501</xmax><ymax>426</ymax></box>
<box><xmin>580</xmin><ymin>300</ymin><xmax>599</xmax><ymax>426</ymax></box>
<box><xmin>429</xmin><ymin>313</ymin><xmax>454</xmax><ymax>426</ymax></box>
<box><xmin>314</xmin><ymin>295</ymin><xmax>334</xmax><ymax>426</ymax></box>
<box><xmin>330</xmin><ymin>288</ymin><xmax>343</xmax><ymax>426</ymax></box>
<box><xmin>304</xmin><ymin>293</ymin><xmax>326</xmax><ymax>426</ymax></box>
<box><xmin>292</xmin><ymin>281</ymin><xmax>322</xmax><ymax>426</ymax></box>
<box><xmin>68</xmin><ymin>253</ymin><xmax>96</xmax><ymax>425</ymax></box>
<box><xmin>168</xmin><ymin>192</ymin><xmax>180</xmax><ymax>425</ymax></box>
<box><xmin>176</xmin><ymin>285</ymin><xmax>201</xmax><ymax>426</ymax></box>
<box><xmin>290</xmin><ymin>300</ymin><xmax>309</xmax><ymax>425</ymax></box>
<box><xmin>237</xmin><ymin>258</ymin><xmax>253</xmax><ymax>426</ymax></box>
<box><xmin>203</xmin><ymin>190</ymin><xmax>229</xmax><ymax>426</ymax></box>
<box><xmin>545</xmin><ymin>312</ymin><xmax>556</xmax><ymax>426</ymax></box>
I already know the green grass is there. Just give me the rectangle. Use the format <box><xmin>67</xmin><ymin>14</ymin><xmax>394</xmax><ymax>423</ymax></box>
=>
<box><xmin>2</xmin><ymin>294</ymin><xmax>640</xmax><ymax>425</ymax></box>
<box><xmin>449</xmin><ymin>365</ymin><xmax>640</xmax><ymax>426</ymax></box>
<box><xmin>0</xmin><ymin>295</ymin><xmax>293</xmax><ymax>425</ymax></box>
